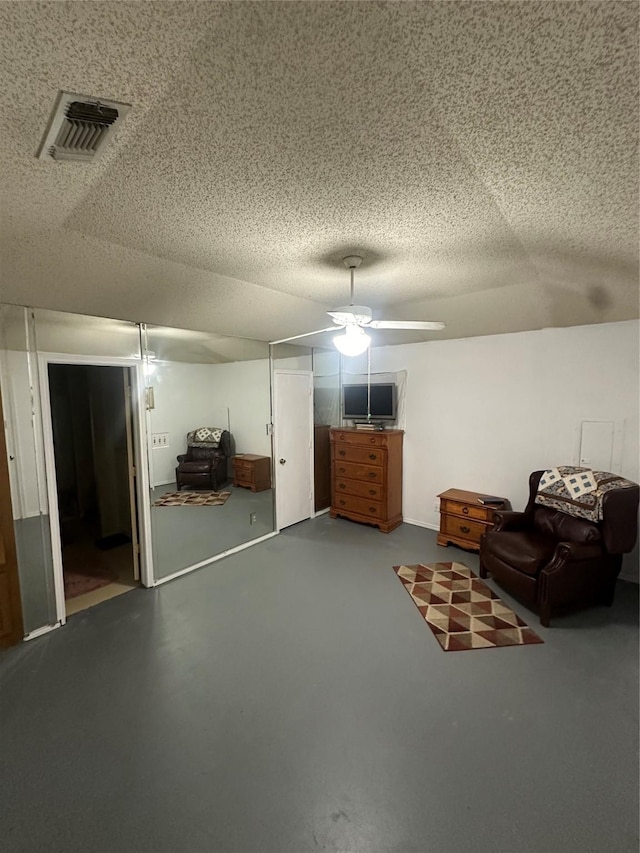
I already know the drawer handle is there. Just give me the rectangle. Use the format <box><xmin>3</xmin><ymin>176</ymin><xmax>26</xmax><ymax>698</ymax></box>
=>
<box><xmin>339</xmin><ymin>500</ymin><xmax>346</xmax><ymax>506</ymax></box>
<box><xmin>368</xmin><ymin>472</ymin><xmax>376</xmax><ymax>478</ymax></box>
<box><xmin>369</xmin><ymin>454</ymin><xmax>377</xmax><ymax>460</ymax></box>
<box><xmin>369</xmin><ymin>489</ymin><xmax>376</xmax><ymax>495</ymax></box>
<box><xmin>460</xmin><ymin>525</ymin><xmax>471</xmax><ymax>534</ymax></box>
<box><xmin>462</xmin><ymin>507</ymin><xmax>469</xmax><ymax>515</ymax></box>
<box><xmin>339</xmin><ymin>468</ymin><xmax>346</xmax><ymax>473</ymax></box>
<box><xmin>369</xmin><ymin>506</ymin><xmax>376</xmax><ymax>513</ymax></box>
<box><xmin>369</xmin><ymin>438</ymin><xmax>376</xmax><ymax>443</ymax></box>
<box><xmin>339</xmin><ymin>483</ymin><xmax>346</xmax><ymax>490</ymax></box>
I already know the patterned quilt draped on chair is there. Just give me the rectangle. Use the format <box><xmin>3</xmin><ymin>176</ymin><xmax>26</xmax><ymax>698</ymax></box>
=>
<box><xmin>535</xmin><ymin>466</ymin><xmax>637</xmax><ymax>522</ymax></box>
<box><xmin>188</xmin><ymin>427</ymin><xmax>224</xmax><ymax>449</ymax></box>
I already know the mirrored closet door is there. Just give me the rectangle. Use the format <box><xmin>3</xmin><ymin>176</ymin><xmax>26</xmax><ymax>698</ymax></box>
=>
<box><xmin>143</xmin><ymin>325</ymin><xmax>275</xmax><ymax>580</ymax></box>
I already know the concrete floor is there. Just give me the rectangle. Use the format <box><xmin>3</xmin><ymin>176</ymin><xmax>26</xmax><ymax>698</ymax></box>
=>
<box><xmin>1</xmin><ymin>517</ymin><xmax>638</xmax><ymax>853</ymax></box>
<box><xmin>151</xmin><ymin>482</ymin><xmax>274</xmax><ymax>578</ymax></box>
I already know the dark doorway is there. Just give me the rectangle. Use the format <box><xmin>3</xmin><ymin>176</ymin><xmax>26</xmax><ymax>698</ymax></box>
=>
<box><xmin>48</xmin><ymin>364</ymin><xmax>139</xmax><ymax>615</ymax></box>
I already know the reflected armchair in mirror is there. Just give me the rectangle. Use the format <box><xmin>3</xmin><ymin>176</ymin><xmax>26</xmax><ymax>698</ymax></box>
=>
<box><xmin>175</xmin><ymin>427</ymin><xmax>231</xmax><ymax>491</ymax></box>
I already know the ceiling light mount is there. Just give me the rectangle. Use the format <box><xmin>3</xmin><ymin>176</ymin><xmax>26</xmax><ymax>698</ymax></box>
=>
<box><xmin>342</xmin><ymin>255</ymin><xmax>363</xmax><ymax>270</ymax></box>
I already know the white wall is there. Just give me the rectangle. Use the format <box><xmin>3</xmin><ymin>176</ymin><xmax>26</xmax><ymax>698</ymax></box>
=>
<box><xmin>149</xmin><ymin>358</ymin><xmax>271</xmax><ymax>485</ymax></box>
<box><xmin>350</xmin><ymin>320</ymin><xmax>639</xmax><ymax>580</ymax></box>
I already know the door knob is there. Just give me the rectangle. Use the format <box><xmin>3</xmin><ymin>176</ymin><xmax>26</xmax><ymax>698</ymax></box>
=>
<box><xmin>279</xmin><ymin>458</ymin><xmax>286</xmax><ymax>465</ymax></box>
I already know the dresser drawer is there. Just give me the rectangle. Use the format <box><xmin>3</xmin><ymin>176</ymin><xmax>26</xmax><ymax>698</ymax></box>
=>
<box><xmin>332</xmin><ymin>460</ymin><xmax>383</xmax><ymax>482</ymax></box>
<box><xmin>334</xmin><ymin>478</ymin><xmax>383</xmax><ymax>500</ymax></box>
<box><xmin>333</xmin><ymin>444</ymin><xmax>385</xmax><ymax>466</ymax></box>
<box><xmin>441</xmin><ymin>499</ymin><xmax>490</xmax><ymax>522</ymax></box>
<box><xmin>333</xmin><ymin>493</ymin><xmax>383</xmax><ymax>519</ymax></box>
<box><xmin>331</xmin><ymin>430</ymin><xmax>387</xmax><ymax>447</ymax></box>
<box><xmin>442</xmin><ymin>515</ymin><xmax>489</xmax><ymax>542</ymax></box>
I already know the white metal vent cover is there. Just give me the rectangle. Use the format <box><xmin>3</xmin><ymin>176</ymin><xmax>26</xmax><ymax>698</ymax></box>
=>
<box><xmin>37</xmin><ymin>90</ymin><xmax>131</xmax><ymax>162</ymax></box>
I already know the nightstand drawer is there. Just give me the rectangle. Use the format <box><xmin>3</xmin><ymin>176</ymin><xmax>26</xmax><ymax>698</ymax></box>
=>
<box><xmin>234</xmin><ymin>468</ymin><xmax>254</xmax><ymax>482</ymax></box>
<box><xmin>442</xmin><ymin>515</ymin><xmax>489</xmax><ymax>542</ymax></box>
<box><xmin>441</xmin><ymin>499</ymin><xmax>490</xmax><ymax>522</ymax></box>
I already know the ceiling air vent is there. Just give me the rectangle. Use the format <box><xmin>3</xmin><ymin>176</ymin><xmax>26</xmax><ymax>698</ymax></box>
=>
<box><xmin>37</xmin><ymin>90</ymin><xmax>131</xmax><ymax>163</ymax></box>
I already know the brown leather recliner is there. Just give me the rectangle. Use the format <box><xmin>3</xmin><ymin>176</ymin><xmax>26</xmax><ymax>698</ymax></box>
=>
<box><xmin>175</xmin><ymin>428</ymin><xmax>231</xmax><ymax>491</ymax></box>
<box><xmin>480</xmin><ymin>470</ymin><xmax>639</xmax><ymax>627</ymax></box>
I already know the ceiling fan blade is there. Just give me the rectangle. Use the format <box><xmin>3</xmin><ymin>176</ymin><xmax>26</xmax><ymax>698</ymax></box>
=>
<box><xmin>368</xmin><ymin>320</ymin><xmax>446</xmax><ymax>331</ymax></box>
<box><xmin>269</xmin><ymin>326</ymin><xmax>340</xmax><ymax>345</ymax></box>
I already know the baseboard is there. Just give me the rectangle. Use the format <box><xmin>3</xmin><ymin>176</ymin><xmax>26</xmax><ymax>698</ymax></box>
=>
<box><xmin>404</xmin><ymin>517</ymin><xmax>439</xmax><ymax>532</ymax></box>
<box><xmin>24</xmin><ymin>622</ymin><xmax>62</xmax><ymax>641</ymax></box>
<box><xmin>153</xmin><ymin>479</ymin><xmax>175</xmax><ymax>488</ymax></box>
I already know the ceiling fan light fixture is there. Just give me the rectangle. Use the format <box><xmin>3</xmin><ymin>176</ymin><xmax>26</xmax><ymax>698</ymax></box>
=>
<box><xmin>333</xmin><ymin>324</ymin><xmax>370</xmax><ymax>357</ymax></box>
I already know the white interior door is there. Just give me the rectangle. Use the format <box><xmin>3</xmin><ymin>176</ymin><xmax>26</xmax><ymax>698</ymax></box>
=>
<box><xmin>274</xmin><ymin>371</ymin><xmax>313</xmax><ymax>530</ymax></box>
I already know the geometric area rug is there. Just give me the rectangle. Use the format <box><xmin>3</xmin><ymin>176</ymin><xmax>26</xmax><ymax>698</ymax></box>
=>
<box><xmin>393</xmin><ymin>562</ymin><xmax>543</xmax><ymax>652</ymax></box>
<box><xmin>154</xmin><ymin>490</ymin><xmax>231</xmax><ymax>507</ymax></box>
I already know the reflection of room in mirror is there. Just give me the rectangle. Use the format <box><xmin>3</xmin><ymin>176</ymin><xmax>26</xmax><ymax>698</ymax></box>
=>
<box><xmin>145</xmin><ymin>325</ymin><xmax>275</xmax><ymax>581</ymax></box>
<box><xmin>150</xmin><ymin>481</ymin><xmax>274</xmax><ymax>578</ymax></box>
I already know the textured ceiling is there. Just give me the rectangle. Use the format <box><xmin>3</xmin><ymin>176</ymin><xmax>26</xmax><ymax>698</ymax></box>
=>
<box><xmin>0</xmin><ymin>1</ymin><xmax>637</xmax><ymax>345</ymax></box>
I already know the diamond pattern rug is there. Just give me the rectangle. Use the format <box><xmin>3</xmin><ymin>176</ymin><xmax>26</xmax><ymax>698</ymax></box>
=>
<box><xmin>393</xmin><ymin>562</ymin><xmax>543</xmax><ymax>651</ymax></box>
<box><xmin>154</xmin><ymin>491</ymin><xmax>231</xmax><ymax>507</ymax></box>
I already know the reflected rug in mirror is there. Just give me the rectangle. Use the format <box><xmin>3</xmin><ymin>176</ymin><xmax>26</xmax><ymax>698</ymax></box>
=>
<box><xmin>393</xmin><ymin>562</ymin><xmax>543</xmax><ymax>651</ymax></box>
<box><xmin>154</xmin><ymin>491</ymin><xmax>231</xmax><ymax>507</ymax></box>
<box><xmin>64</xmin><ymin>568</ymin><xmax>116</xmax><ymax>599</ymax></box>
<box><xmin>63</xmin><ymin>543</ymin><xmax>119</xmax><ymax>599</ymax></box>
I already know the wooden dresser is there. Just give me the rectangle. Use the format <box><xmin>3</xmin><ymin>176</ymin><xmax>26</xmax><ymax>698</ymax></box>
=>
<box><xmin>329</xmin><ymin>428</ymin><xmax>403</xmax><ymax>533</ymax></box>
<box><xmin>437</xmin><ymin>488</ymin><xmax>509</xmax><ymax>552</ymax></box>
<box><xmin>232</xmin><ymin>454</ymin><xmax>271</xmax><ymax>492</ymax></box>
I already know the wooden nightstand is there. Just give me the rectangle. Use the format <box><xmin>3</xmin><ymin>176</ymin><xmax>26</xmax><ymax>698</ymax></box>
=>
<box><xmin>437</xmin><ymin>488</ymin><xmax>509</xmax><ymax>552</ymax></box>
<box><xmin>232</xmin><ymin>454</ymin><xmax>271</xmax><ymax>492</ymax></box>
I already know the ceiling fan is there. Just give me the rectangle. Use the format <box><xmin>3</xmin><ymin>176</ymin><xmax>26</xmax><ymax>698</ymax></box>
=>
<box><xmin>277</xmin><ymin>255</ymin><xmax>445</xmax><ymax>356</ymax></box>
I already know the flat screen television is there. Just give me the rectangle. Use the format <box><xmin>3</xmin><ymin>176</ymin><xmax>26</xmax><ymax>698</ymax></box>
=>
<box><xmin>343</xmin><ymin>383</ymin><xmax>396</xmax><ymax>421</ymax></box>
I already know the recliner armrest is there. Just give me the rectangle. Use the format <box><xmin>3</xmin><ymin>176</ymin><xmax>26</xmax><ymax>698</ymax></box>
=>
<box><xmin>552</xmin><ymin>541</ymin><xmax>603</xmax><ymax>563</ymax></box>
<box><xmin>176</xmin><ymin>454</ymin><xmax>187</xmax><ymax>463</ymax></box>
<box><xmin>492</xmin><ymin>511</ymin><xmax>529</xmax><ymax>532</ymax></box>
